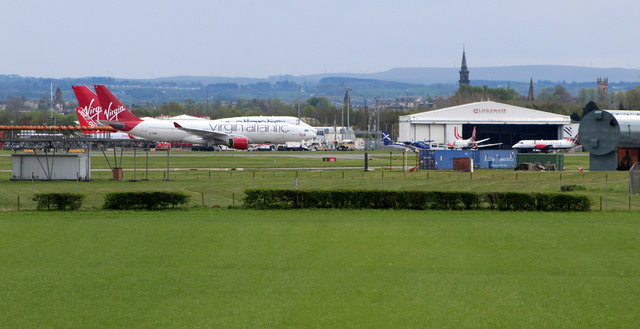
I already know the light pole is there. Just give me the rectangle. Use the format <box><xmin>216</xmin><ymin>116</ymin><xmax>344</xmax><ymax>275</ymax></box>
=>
<box><xmin>339</xmin><ymin>82</ymin><xmax>344</xmax><ymax>131</ymax></box>
<box><xmin>375</xmin><ymin>96</ymin><xmax>380</xmax><ymax>147</ymax></box>
<box><xmin>296</xmin><ymin>85</ymin><xmax>302</xmax><ymax>125</ymax></box>
<box><xmin>346</xmin><ymin>87</ymin><xmax>350</xmax><ymax>135</ymax></box>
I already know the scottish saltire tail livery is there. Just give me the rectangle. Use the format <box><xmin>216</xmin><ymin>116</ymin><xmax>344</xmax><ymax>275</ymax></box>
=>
<box><xmin>382</xmin><ymin>131</ymin><xmax>394</xmax><ymax>145</ymax></box>
<box><xmin>382</xmin><ymin>131</ymin><xmax>434</xmax><ymax>150</ymax></box>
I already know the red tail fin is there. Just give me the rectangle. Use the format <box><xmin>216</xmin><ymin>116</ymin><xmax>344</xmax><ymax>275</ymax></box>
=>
<box><xmin>471</xmin><ymin>126</ymin><xmax>477</xmax><ymax>142</ymax></box>
<box><xmin>76</xmin><ymin>107</ymin><xmax>96</xmax><ymax>134</ymax></box>
<box><xmin>453</xmin><ymin>126</ymin><xmax>462</xmax><ymax>139</ymax></box>
<box><xmin>72</xmin><ymin>85</ymin><xmax>103</xmax><ymax>121</ymax></box>
<box><xmin>94</xmin><ymin>85</ymin><xmax>142</xmax><ymax>123</ymax></box>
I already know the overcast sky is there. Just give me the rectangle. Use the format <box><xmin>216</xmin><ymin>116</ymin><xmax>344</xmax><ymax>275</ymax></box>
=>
<box><xmin>1</xmin><ymin>0</ymin><xmax>638</xmax><ymax>79</ymax></box>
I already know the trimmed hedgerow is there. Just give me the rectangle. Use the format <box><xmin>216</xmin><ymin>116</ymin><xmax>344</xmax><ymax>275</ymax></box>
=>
<box><xmin>32</xmin><ymin>193</ymin><xmax>85</xmax><ymax>210</ymax></box>
<box><xmin>243</xmin><ymin>189</ymin><xmax>591</xmax><ymax>211</ymax></box>
<box><xmin>103</xmin><ymin>191</ymin><xmax>190</xmax><ymax>210</ymax></box>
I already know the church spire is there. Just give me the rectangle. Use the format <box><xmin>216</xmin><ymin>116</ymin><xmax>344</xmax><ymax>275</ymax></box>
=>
<box><xmin>459</xmin><ymin>47</ymin><xmax>470</xmax><ymax>87</ymax></box>
<box><xmin>528</xmin><ymin>78</ymin><xmax>535</xmax><ymax>101</ymax></box>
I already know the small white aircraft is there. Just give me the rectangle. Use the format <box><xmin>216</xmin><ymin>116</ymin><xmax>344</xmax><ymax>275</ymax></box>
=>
<box><xmin>512</xmin><ymin>135</ymin><xmax>579</xmax><ymax>152</ymax></box>
<box><xmin>448</xmin><ymin>126</ymin><xmax>502</xmax><ymax>149</ymax></box>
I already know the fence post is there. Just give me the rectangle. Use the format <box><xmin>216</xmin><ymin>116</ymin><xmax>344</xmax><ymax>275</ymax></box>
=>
<box><xmin>208</xmin><ymin>171</ymin><xmax>213</xmax><ymax>206</ymax></box>
<box><xmin>426</xmin><ymin>172</ymin><xmax>429</xmax><ymax>190</ymax></box>
<box><xmin>600</xmin><ymin>196</ymin><xmax>602</xmax><ymax>211</ymax></box>
<box><xmin>604</xmin><ymin>173</ymin><xmax>608</xmax><ymax>211</ymax></box>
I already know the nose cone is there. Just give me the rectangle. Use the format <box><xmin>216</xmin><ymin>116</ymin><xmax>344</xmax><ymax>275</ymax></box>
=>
<box><xmin>305</xmin><ymin>128</ymin><xmax>317</xmax><ymax>140</ymax></box>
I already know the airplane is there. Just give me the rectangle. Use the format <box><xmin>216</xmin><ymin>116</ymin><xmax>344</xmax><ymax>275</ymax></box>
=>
<box><xmin>92</xmin><ymin>85</ymin><xmax>316</xmax><ymax>150</ymax></box>
<box><xmin>72</xmin><ymin>85</ymin><xmax>141</xmax><ymax>140</ymax></box>
<box><xmin>511</xmin><ymin>134</ymin><xmax>579</xmax><ymax>152</ymax></box>
<box><xmin>381</xmin><ymin>131</ymin><xmax>435</xmax><ymax>151</ymax></box>
<box><xmin>448</xmin><ymin>126</ymin><xmax>502</xmax><ymax>149</ymax></box>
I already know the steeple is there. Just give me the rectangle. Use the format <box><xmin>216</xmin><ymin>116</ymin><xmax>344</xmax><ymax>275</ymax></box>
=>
<box><xmin>459</xmin><ymin>48</ymin><xmax>470</xmax><ymax>87</ymax></box>
<box><xmin>527</xmin><ymin>78</ymin><xmax>535</xmax><ymax>101</ymax></box>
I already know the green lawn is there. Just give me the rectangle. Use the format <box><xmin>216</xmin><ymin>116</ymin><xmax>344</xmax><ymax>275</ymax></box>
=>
<box><xmin>1</xmin><ymin>209</ymin><xmax>639</xmax><ymax>328</ymax></box>
<box><xmin>0</xmin><ymin>165</ymin><xmax>636</xmax><ymax>211</ymax></box>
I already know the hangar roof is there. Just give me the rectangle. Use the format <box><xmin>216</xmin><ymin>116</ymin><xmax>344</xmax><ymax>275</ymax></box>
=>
<box><xmin>400</xmin><ymin>101</ymin><xmax>571</xmax><ymax>125</ymax></box>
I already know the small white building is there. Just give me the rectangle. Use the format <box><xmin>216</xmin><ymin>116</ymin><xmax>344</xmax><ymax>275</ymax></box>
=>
<box><xmin>399</xmin><ymin>101</ymin><xmax>575</xmax><ymax>148</ymax></box>
<box><xmin>12</xmin><ymin>153</ymin><xmax>91</xmax><ymax>181</ymax></box>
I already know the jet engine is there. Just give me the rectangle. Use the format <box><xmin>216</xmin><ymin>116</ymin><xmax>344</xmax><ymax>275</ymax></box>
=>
<box><xmin>228</xmin><ymin>137</ymin><xmax>249</xmax><ymax>150</ymax></box>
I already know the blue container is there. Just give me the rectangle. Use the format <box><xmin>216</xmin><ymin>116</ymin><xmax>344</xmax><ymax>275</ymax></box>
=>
<box><xmin>477</xmin><ymin>150</ymin><xmax>517</xmax><ymax>169</ymax></box>
<box><xmin>430</xmin><ymin>150</ymin><xmax>476</xmax><ymax>170</ymax></box>
<box><xmin>419</xmin><ymin>150</ymin><xmax>516</xmax><ymax>169</ymax></box>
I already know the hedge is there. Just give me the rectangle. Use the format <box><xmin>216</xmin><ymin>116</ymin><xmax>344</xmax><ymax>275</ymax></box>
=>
<box><xmin>243</xmin><ymin>189</ymin><xmax>591</xmax><ymax>211</ymax></box>
<box><xmin>32</xmin><ymin>193</ymin><xmax>85</xmax><ymax>210</ymax></box>
<box><xmin>103</xmin><ymin>191</ymin><xmax>190</xmax><ymax>210</ymax></box>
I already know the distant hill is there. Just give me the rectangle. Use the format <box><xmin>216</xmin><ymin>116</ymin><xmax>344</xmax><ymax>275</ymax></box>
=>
<box><xmin>292</xmin><ymin>65</ymin><xmax>640</xmax><ymax>85</ymax></box>
<box><xmin>1</xmin><ymin>66</ymin><xmax>639</xmax><ymax>104</ymax></box>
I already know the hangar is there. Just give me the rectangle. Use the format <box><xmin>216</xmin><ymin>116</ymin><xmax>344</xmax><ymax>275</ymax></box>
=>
<box><xmin>398</xmin><ymin>101</ymin><xmax>575</xmax><ymax>149</ymax></box>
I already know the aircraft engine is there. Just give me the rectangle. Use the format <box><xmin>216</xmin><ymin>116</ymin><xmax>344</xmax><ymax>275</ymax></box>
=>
<box><xmin>228</xmin><ymin>137</ymin><xmax>249</xmax><ymax>150</ymax></box>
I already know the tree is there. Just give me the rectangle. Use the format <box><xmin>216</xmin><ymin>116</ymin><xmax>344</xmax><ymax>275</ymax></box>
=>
<box><xmin>537</xmin><ymin>85</ymin><xmax>573</xmax><ymax>103</ymax></box>
<box><xmin>570</xmin><ymin>112</ymin><xmax>581</xmax><ymax>122</ymax></box>
<box><xmin>625</xmin><ymin>86</ymin><xmax>640</xmax><ymax>110</ymax></box>
<box><xmin>581</xmin><ymin>101</ymin><xmax>599</xmax><ymax>119</ymax></box>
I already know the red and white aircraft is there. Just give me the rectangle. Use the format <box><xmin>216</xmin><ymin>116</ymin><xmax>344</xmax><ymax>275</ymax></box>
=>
<box><xmin>72</xmin><ymin>85</ymin><xmax>140</xmax><ymax>140</ymax></box>
<box><xmin>448</xmin><ymin>126</ymin><xmax>502</xmax><ymax>149</ymax></box>
<box><xmin>89</xmin><ymin>85</ymin><xmax>315</xmax><ymax>150</ymax></box>
<box><xmin>511</xmin><ymin>135</ymin><xmax>579</xmax><ymax>152</ymax></box>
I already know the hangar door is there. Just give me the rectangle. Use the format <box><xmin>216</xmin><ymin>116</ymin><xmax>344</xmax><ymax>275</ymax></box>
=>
<box><xmin>411</xmin><ymin>124</ymin><xmax>446</xmax><ymax>143</ymax></box>
<box><xmin>462</xmin><ymin>124</ymin><xmax>560</xmax><ymax>149</ymax></box>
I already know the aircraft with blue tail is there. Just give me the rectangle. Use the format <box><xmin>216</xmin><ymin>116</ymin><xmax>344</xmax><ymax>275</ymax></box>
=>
<box><xmin>382</xmin><ymin>131</ymin><xmax>436</xmax><ymax>151</ymax></box>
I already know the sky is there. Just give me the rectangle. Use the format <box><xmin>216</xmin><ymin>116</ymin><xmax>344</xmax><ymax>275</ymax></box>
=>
<box><xmin>1</xmin><ymin>0</ymin><xmax>639</xmax><ymax>79</ymax></box>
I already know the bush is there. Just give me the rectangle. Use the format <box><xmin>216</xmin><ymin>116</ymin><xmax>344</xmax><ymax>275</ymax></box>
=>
<box><xmin>103</xmin><ymin>191</ymin><xmax>190</xmax><ymax>210</ymax></box>
<box><xmin>32</xmin><ymin>193</ymin><xmax>85</xmax><ymax>210</ymax></box>
<box><xmin>244</xmin><ymin>189</ymin><xmax>591</xmax><ymax>211</ymax></box>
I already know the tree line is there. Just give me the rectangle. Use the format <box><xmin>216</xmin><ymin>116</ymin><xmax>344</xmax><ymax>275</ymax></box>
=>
<box><xmin>2</xmin><ymin>83</ymin><xmax>640</xmax><ymax>131</ymax></box>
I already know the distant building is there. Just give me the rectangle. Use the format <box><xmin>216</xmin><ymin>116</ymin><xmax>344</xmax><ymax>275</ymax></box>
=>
<box><xmin>52</xmin><ymin>87</ymin><xmax>65</xmax><ymax>112</ymax></box>
<box><xmin>459</xmin><ymin>49</ymin><xmax>470</xmax><ymax>87</ymax></box>
<box><xmin>597</xmin><ymin>77</ymin><xmax>608</xmax><ymax>103</ymax></box>
<box><xmin>527</xmin><ymin>78</ymin><xmax>535</xmax><ymax>101</ymax></box>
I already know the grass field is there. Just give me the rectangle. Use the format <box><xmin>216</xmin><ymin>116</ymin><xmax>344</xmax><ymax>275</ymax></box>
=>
<box><xmin>1</xmin><ymin>209</ymin><xmax>639</xmax><ymax>328</ymax></box>
<box><xmin>0</xmin><ymin>153</ymin><xmax>636</xmax><ymax>211</ymax></box>
<box><xmin>2</xmin><ymin>151</ymin><xmax>639</xmax><ymax>327</ymax></box>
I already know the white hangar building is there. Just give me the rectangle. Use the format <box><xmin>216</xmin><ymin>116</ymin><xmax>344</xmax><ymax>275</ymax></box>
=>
<box><xmin>398</xmin><ymin>101</ymin><xmax>576</xmax><ymax>148</ymax></box>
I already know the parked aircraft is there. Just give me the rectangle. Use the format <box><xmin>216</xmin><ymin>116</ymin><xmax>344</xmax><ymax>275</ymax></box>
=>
<box><xmin>382</xmin><ymin>131</ymin><xmax>434</xmax><ymax>151</ymax></box>
<box><xmin>511</xmin><ymin>135</ymin><xmax>579</xmax><ymax>152</ymax></box>
<box><xmin>92</xmin><ymin>85</ymin><xmax>316</xmax><ymax>149</ymax></box>
<box><xmin>448</xmin><ymin>126</ymin><xmax>502</xmax><ymax>149</ymax></box>
<box><xmin>72</xmin><ymin>85</ymin><xmax>140</xmax><ymax>140</ymax></box>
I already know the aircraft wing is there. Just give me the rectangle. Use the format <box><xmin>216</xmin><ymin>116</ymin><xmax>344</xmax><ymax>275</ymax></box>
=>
<box><xmin>475</xmin><ymin>138</ymin><xmax>490</xmax><ymax>144</ymax></box>
<box><xmin>476</xmin><ymin>142</ymin><xmax>503</xmax><ymax>148</ymax></box>
<box><xmin>98</xmin><ymin>120</ymin><xmax>125</xmax><ymax>130</ymax></box>
<box><xmin>173</xmin><ymin>122</ymin><xmax>237</xmax><ymax>144</ymax></box>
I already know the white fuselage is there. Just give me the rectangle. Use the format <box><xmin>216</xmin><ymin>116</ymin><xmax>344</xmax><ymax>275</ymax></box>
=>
<box><xmin>128</xmin><ymin>119</ymin><xmax>315</xmax><ymax>145</ymax></box>
<box><xmin>512</xmin><ymin>139</ymin><xmax>575</xmax><ymax>150</ymax></box>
